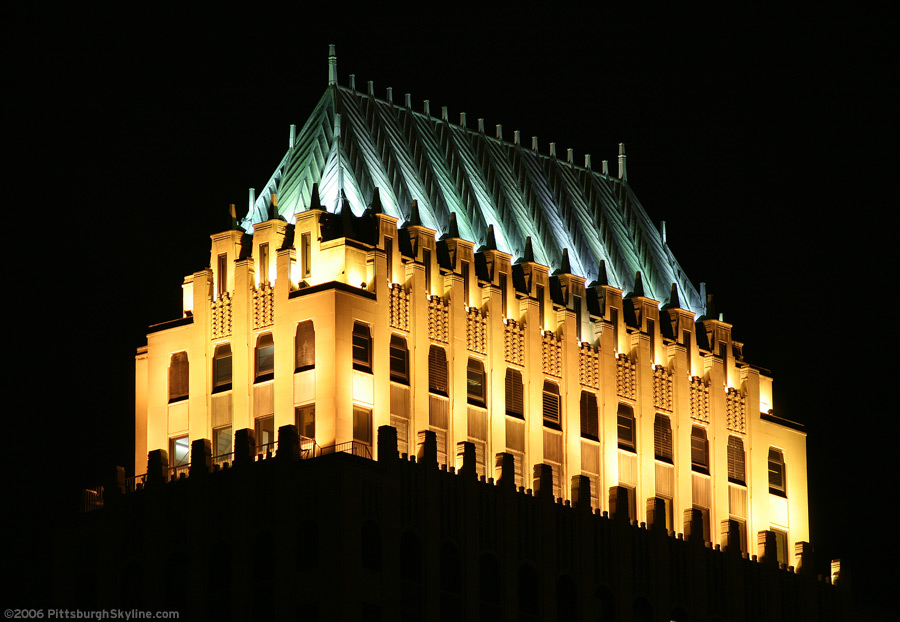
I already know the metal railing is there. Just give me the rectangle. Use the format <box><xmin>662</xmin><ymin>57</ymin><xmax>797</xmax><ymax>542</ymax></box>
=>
<box><xmin>320</xmin><ymin>440</ymin><xmax>372</xmax><ymax>459</ymax></box>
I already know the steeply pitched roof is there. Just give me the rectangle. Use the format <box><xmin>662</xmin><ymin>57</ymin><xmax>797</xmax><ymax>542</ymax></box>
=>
<box><xmin>240</xmin><ymin>57</ymin><xmax>704</xmax><ymax>315</ymax></box>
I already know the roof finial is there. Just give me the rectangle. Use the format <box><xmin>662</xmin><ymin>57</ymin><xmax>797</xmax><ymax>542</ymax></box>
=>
<box><xmin>406</xmin><ymin>200</ymin><xmax>422</xmax><ymax>227</ymax></box>
<box><xmin>667</xmin><ymin>283</ymin><xmax>681</xmax><ymax>309</ymax></box>
<box><xmin>423</xmin><ymin>100</ymin><xmax>430</xmax><ymax>116</ymax></box>
<box><xmin>386</xmin><ymin>87</ymin><xmax>393</xmax><ymax>104</ymax></box>
<box><xmin>228</xmin><ymin>203</ymin><xmax>242</xmax><ymax>231</ymax></box>
<box><xmin>328</xmin><ymin>44</ymin><xmax>337</xmax><ymax>86</ymax></box>
<box><xmin>483</xmin><ymin>224</ymin><xmax>497</xmax><ymax>251</ymax></box>
<box><xmin>367</xmin><ymin>80</ymin><xmax>374</xmax><ymax>96</ymax></box>
<box><xmin>367</xmin><ymin>188</ymin><xmax>383</xmax><ymax>215</ymax></box>
<box><xmin>248</xmin><ymin>188</ymin><xmax>256</xmax><ymax>216</ymax></box>
<box><xmin>553</xmin><ymin>248</ymin><xmax>572</xmax><ymax>275</ymax></box>
<box><xmin>567</xmin><ymin>148</ymin><xmax>573</xmax><ymax>164</ymax></box>
<box><xmin>517</xmin><ymin>236</ymin><xmax>535</xmax><ymax>264</ymax></box>
<box><xmin>514</xmin><ymin>130</ymin><xmax>520</xmax><ymax>145</ymax></box>
<box><xmin>589</xmin><ymin>261</ymin><xmax>608</xmax><ymax>287</ymax></box>
<box><xmin>446</xmin><ymin>212</ymin><xmax>460</xmax><ymax>238</ymax></box>
<box><xmin>496</xmin><ymin>124</ymin><xmax>503</xmax><ymax>141</ymax></box>
<box><xmin>549</xmin><ymin>142</ymin><xmax>557</xmax><ymax>158</ymax></box>
<box><xmin>308</xmin><ymin>183</ymin><xmax>324</xmax><ymax>211</ymax></box>
<box><xmin>532</xmin><ymin>136</ymin><xmax>539</xmax><ymax>151</ymax></box>
<box><xmin>601</xmin><ymin>160</ymin><xmax>609</xmax><ymax>175</ymax></box>
<box><xmin>460</xmin><ymin>112</ymin><xmax>467</xmax><ymax>127</ymax></box>
<box><xmin>631</xmin><ymin>271</ymin><xmax>645</xmax><ymax>297</ymax></box>
<box><xmin>618</xmin><ymin>142</ymin><xmax>627</xmax><ymax>181</ymax></box>
<box><xmin>289</xmin><ymin>124</ymin><xmax>296</xmax><ymax>149</ymax></box>
<box><xmin>585</xmin><ymin>154</ymin><xmax>592</xmax><ymax>169</ymax></box>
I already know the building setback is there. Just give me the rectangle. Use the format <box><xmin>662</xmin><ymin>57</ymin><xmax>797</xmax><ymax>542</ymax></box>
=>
<box><xmin>58</xmin><ymin>47</ymin><xmax>844</xmax><ymax>619</ymax></box>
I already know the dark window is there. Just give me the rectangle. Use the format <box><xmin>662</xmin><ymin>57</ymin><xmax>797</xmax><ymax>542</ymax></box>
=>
<box><xmin>217</xmin><ymin>253</ymin><xmax>227</xmax><ymax>297</ymax></box>
<box><xmin>505</xmin><ymin>369</ymin><xmax>524</xmax><ymax>419</ymax></box>
<box><xmin>423</xmin><ymin>248</ymin><xmax>432</xmax><ymax>294</ymax></box>
<box><xmin>428</xmin><ymin>345</ymin><xmax>448</xmax><ymax>395</ymax></box>
<box><xmin>654</xmin><ymin>414</ymin><xmax>673</xmax><ymax>463</ymax></box>
<box><xmin>580</xmin><ymin>391</ymin><xmax>598</xmax><ymax>439</ymax></box>
<box><xmin>301</xmin><ymin>232</ymin><xmax>311</xmax><ymax>278</ymax></box>
<box><xmin>213</xmin><ymin>426</ymin><xmax>231</xmax><ymax>460</ymax></box>
<box><xmin>255</xmin><ymin>333</ymin><xmax>274</xmax><ymax>382</ymax></box>
<box><xmin>647</xmin><ymin>318</ymin><xmax>655</xmax><ymax>359</ymax></box>
<box><xmin>168</xmin><ymin>352</ymin><xmax>189</xmax><ymax>402</ymax></box>
<box><xmin>574</xmin><ymin>294</ymin><xmax>583</xmax><ymax>341</ymax></box>
<box><xmin>537</xmin><ymin>284</ymin><xmax>545</xmax><ymax>329</ymax></box>
<box><xmin>385</xmin><ymin>236</ymin><xmax>393</xmax><ymax>282</ymax></box>
<box><xmin>611</xmin><ymin>307</ymin><xmax>619</xmax><ymax>351</ymax></box>
<box><xmin>462</xmin><ymin>260</ymin><xmax>470</xmax><ymax>306</ymax></box>
<box><xmin>773</xmin><ymin>529</ymin><xmax>788</xmax><ymax>565</ymax></box>
<box><xmin>213</xmin><ymin>344</ymin><xmax>232</xmax><ymax>392</ymax></box>
<box><xmin>728</xmin><ymin>436</ymin><xmax>746</xmax><ymax>484</ymax></box>
<box><xmin>768</xmin><ymin>448</ymin><xmax>786</xmax><ymax>496</ymax></box>
<box><xmin>691</xmin><ymin>426</ymin><xmax>709</xmax><ymax>473</ymax></box>
<box><xmin>295</xmin><ymin>320</ymin><xmax>315</xmax><ymax>372</ymax></box>
<box><xmin>255</xmin><ymin>416</ymin><xmax>275</xmax><ymax>454</ymax></box>
<box><xmin>389</xmin><ymin>335</ymin><xmax>409</xmax><ymax>384</ymax></box>
<box><xmin>466</xmin><ymin>358</ymin><xmax>485</xmax><ymax>406</ymax></box>
<box><xmin>352</xmin><ymin>322</ymin><xmax>372</xmax><ymax>373</ymax></box>
<box><xmin>542</xmin><ymin>381</ymin><xmax>561</xmax><ymax>427</ymax></box>
<box><xmin>617</xmin><ymin>403</ymin><xmax>635</xmax><ymax>451</ymax></box>
<box><xmin>499</xmin><ymin>272</ymin><xmax>508</xmax><ymax>316</ymax></box>
<box><xmin>354</xmin><ymin>406</ymin><xmax>372</xmax><ymax>446</ymax></box>
<box><xmin>295</xmin><ymin>405</ymin><xmax>315</xmax><ymax>440</ymax></box>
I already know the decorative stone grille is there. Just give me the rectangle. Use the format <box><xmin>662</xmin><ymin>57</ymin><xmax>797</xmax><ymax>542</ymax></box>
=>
<box><xmin>579</xmin><ymin>343</ymin><xmax>600</xmax><ymax>389</ymax></box>
<box><xmin>652</xmin><ymin>365</ymin><xmax>674</xmax><ymax>412</ymax></box>
<box><xmin>542</xmin><ymin>331</ymin><xmax>563</xmax><ymax>377</ymax></box>
<box><xmin>252</xmin><ymin>283</ymin><xmax>274</xmax><ymax>329</ymax></box>
<box><xmin>389</xmin><ymin>283</ymin><xmax>410</xmax><ymax>331</ymax></box>
<box><xmin>689</xmin><ymin>376</ymin><xmax>710</xmax><ymax>423</ymax></box>
<box><xmin>504</xmin><ymin>319</ymin><xmax>525</xmax><ymax>367</ymax></box>
<box><xmin>428</xmin><ymin>295</ymin><xmax>450</xmax><ymax>343</ymax></box>
<box><xmin>616</xmin><ymin>354</ymin><xmax>637</xmax><ymax>400</ymax></box>
<box><xmin>211</xmin><ymin>292</ymin><xmax>232</xmax><ymax>339</ymax></box>
<box><xmin>725</xmin><ymin>388</ymin><xmax>746</xmax><ymax>433</ymax></box>
<box><xmin>466</xmin><ymin>306</ymin><xmax>487</xmax><ymax>354</ymax></box>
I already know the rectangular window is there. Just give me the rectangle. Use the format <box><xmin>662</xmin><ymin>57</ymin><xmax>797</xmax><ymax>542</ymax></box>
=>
<box><xmin>255</xmin><ymin>416</ymin><xmax>275</xmax><ymax>455</ymax></box>
<box><xmin>574</xmin><ymin>295</ymin><xmax>583</xmax><ymax>341</ymax></box>
<box><xmin>542</xmin><ymin>381</ymin><xmax>561</xmax><ymax>427</ymax></box>
<box><xmin>727</xmin><ymin>436</ymin><xmax>746</xmax><ymax>484</ymax></box>
<box><xmin>259</xmin><ymin>243</ymin><xmax>269</xmax><ymax>284</ymax></box>
<box><xmin>773</xmin><ymin>529</ymin><xmax>788</xmax><ymax>566</ymax></box>
<box><xmin>255</xmin><ymin>333</ymin><xmax>275</xmax><ymax>382</ymax></box>
<box><xmin>295</xmin><ymin>404</ymin><xmax>315</xmax><ymax>440</ymax></box>
<box><xmin>423</xmin><ymin>248</ymin><xmax>432</xmax><ymax>295</ymax></box>
<box><xmin>580</xmin><ymin>391</ymin><xmax>598</xmax><ymax>439</ymax></box>
<box><xmin>466</xmin><ymin>358</ymin><xmax>485</xmax><ymax>406</ymax></box>
<box><xmin>217</xmin><ymin>253</ymin><xmax>228</xmax><ymax>297</ymax></box>
<box><xmin>169</xmin><ymin>435</ymin><xmax>190</xmax><ymax>468</ymax></box>
<box><xmin>213</xmin><ymin>344</ymin><xmax>232</xmax><ymax>392</ymax></box>
<box><xmin>168</xmin><ymin>352</ymin><xmax>189</xmax><ymax>402</ymax></box>
<box><xmin>213</xmin><ymin>426</ymin><xmax>232</xmax><ymax>461</ymax></box>
<box><xmin>537</xmin><ymin>284</ymin><xmax>545</xmax><ymax>329</ymax></box>
<box><xmin>691</xmin><ymin>426</ymin><xmax>709</xmax><ymax>473</ymax></box>
<box><xmin>499</xmin><ymin>272</ymin><xmax>508</xmax><ymax>317</ymax></box>
<box><xmin>611</xmin><ymin>307</ymin><xmax>619</xmax><ymax>351</ymax></box>
<box><xmin>295</xmin><ymin>321</ymin><xmax>315</xmax><ymax>372</ymax></box>
<box><xmin>617</xmin><ymin>403</ymin><xmax>635</xmax><ymax>452</ymax></box>
<box><xmin>385</xmin><ymin>237</ymin><xmax>393</xmax><ymax>282</ymax></box>
<box><xmin>768</xmin><ymin>448</ymin><xmax>786</xmax><ymax>496</ymax></box>
<box><xmin>352</xmin><ymin>322</ymin><xmax>372</xmax><ymax>373</ymax></box>
<box><xmin>389</xmin><ymin>335</ymin><xmax>409</xmax><ymax>385</ymax></box>
<box><xmin>505</xmin><ymin>369</ymin><xmax>524</xmax><ymax>419</ymax></box>
<box><xmin>654</xmin><ymin>414</ymin><xmax>673</xmax><ymax>463</ymax></box>
<box><xmin>353</xmin><ymin>406</ymin><xmax>372</xmax><ymax>446</ymax></box>
<box><xmin>647</xmin><ymin>318</ymin><xmax>655</xmax><ymax>360</ymax></box>
<box><xmin>301</xmin><ymin>232</ymin><xmax>311</xmax><ymax>278</ymax></box>
<box><xmin>428</xmin><ymin>345</ymin><xmax>448</xmax><ymax>395</ymax></box>
<box><xmin>462</xmin><ymin>260</ymin><xmax>470</xmax><ymax>306</ymax></box>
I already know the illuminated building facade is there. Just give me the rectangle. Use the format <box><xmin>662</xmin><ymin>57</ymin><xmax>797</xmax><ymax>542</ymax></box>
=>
<box><xmin>115</xmin><ymin>48</ymin><xmax>840</xmax><ymax>618</ymax></box>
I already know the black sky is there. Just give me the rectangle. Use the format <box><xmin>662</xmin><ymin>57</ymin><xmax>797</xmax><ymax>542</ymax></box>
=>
<box><xmin>8</xmin><ymin>2</ymin><xmax>897</xmax><ymax>613</ymax></box>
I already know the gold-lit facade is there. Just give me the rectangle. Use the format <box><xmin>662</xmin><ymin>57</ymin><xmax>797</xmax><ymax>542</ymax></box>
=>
<box><xmin>134</xmin><ymin>49</ymin><xmax>809</xmax><ymax>569</ymax></box>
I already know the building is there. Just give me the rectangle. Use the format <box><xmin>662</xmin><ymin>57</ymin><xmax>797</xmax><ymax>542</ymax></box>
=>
<box><xmin>68</xmin><ymin>46</ymin><xmax>842</xmax><ymax>619</ymax></box>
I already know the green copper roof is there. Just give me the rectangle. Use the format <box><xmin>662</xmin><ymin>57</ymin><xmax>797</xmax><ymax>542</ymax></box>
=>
<box><xmin>241</xmin><ymin>76</ymin><xmax>704</xmax><ymax>316</ymax></box>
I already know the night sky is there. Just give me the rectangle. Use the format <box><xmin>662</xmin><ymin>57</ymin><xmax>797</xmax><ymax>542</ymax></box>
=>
<box><xmin>8</xmin><ymin>3</ymin><xmax>897</xmax><ymax>614</ymax></box>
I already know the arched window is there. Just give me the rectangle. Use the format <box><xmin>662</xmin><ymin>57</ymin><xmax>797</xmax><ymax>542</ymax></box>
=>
<box><xmin>728</xmin><ymin>436</ymin><xmax>746</xmax><ymax>484</ymax></box>
<box><xmin>466</xmin><ymin>358</ymin><xmax>486</xmax><ymax>406</ymax></box>
<box><xmin>389</xmin><ymin>335</ymin><xmax>409</xmax><ymax>384</ymax></box>
<box><xmin>768</xmin><ymin>448</ymin><xmax>786</xmax><ymax>496</ymax></box>
<box><xmin>168</xmin><ymin>352</ymin><xmax>189</xmax><ymax>402</ymax></box>
<box><xmin>428</xmin><ymin>345</ymin><xmax>448</xmax><ymax>395</ymax></box>
<box><xmin>580</xmin><ymin>391</ymin><xmax>599</xmax><ymax>439</ymax></box>
<box><xmin>654</xmin><ymin>414</ymin><xmax>673</xmax><ymax>463</ymax></box>
<box><xmin>542</xmin><ymin>381</ymin><xmax>561</xmax><ymax>427</ymax></box>
<box><xmin>295</xmin><ymin>321</ymin><xmax>315</xmax><ymax>372</ymax></box>
<box><xmin>212</xmin><ymin>343</ymin><xmax>232</xmax><ymax>392</ymax></box>
<box><xmin>691</xmin><ymin>426</ymin><xmax>709</xmax><ymax>473</ymax></box>
<box><xmin>352</xmin><ymin>322</ymin><xmax>372</xmax><ymax>373</ymax></box>
<box><xmin>255</xmin><ymin>333</ymin><xmax>274</xmax><ymax>382</ymax></box>
<box><xmin>505</xmin><ymin>369</ymin><xmax>524</xmax><ymax>419</ymax></box>
<box><xmin>617</xmin><ymin>403</ymin><xmax>635</xmax><ymax>451</ymax></box>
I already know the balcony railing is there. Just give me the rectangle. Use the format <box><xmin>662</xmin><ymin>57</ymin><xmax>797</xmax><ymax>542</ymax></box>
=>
<box><xmin>320</xmin><ymin>440</ymin><xmax>372</xmax><ymax>459</ymax></box>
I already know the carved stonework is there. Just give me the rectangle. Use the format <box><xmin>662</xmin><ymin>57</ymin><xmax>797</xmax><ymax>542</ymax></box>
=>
<box><xmin>653</xmin><ymin>365</ymin><xmax>674</xmax><ymax>412</ymax></box>
<box><xmin>616</xmin><ymin>353</ymin><xmax>637</xmax><ymax>400</ymax></box>
<box><xmin>504</xmin><ymin>319</ymin><xmax>525</xmax><ymax>367</ymax></box>
<box><xmin>428</xmin><ymin>295</ymin><xmax>450</xmax><ymax>343</ymax></box>
<box><xmin>253</xmin><ymin>282</ymin><xmax>275</xmax><ymax>329</ymax></box>
<box><xmin>725</xmin><ymin>388</ymin><xmax>746</xmax><ymax>433</ymax></box>
<box><xmin>389</xmin><ymin>283</ymin><xmax>410</xmax><ymax>331</ymax></box>
<box><xmin>689</xmin><ymin>376</ymin><xmax>710</xmax><ymax>423</ymax></box>
<box><xmin>542</xmin><ymin>331</ymin><xmax>563</xmax><ymax>377</ymax></box>
<box><xmin>211</xmin><ymin>292</ymin><xmax>232</xmax><ymax>339</ymax></box>
<box><xmin>466</xmin><ymin>306</ymin><xmax>487</xmax><ymax>354</ymax></box>
<box><xmin>579</xmin><ymin>343</ymin><xmax>600</xmax><ymax>389</ymax></box>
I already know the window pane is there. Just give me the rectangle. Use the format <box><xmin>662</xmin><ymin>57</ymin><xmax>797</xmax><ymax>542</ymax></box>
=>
<box><xmin>728</xmin><ymin>436</ymin><xmax>745</xmax><ymax>484</ymax></box>
<box><xmin>353</xmin><ymin>407</ymin><xmax>372</xmax><ymax>445</ymax></box>
<box><xmin>691</xmin><ymin>426</ymin><xmax>709</xmax><ymax>472</ymax></box>
<box><xmin>214</xmin><ymin>344</ymin><xmax>232</xmax><ymax>389</ymax></box>
<box><xmin>768</xmin><ymin>448</ymin><xmax>786</xmax><ymax>495</ymax></box>
<box><xmin>429</xmin><ymin>346</ymin><xmax>448</xmax><ymax>395</ymax></box>
<box><xmin>467</xmin><ymin>359</ymin><xmax>485</xmax><ymax>406</ymax></box>
<box><xmin>654</xmin><ymin>414</ymin><xmax>672</xmax><ymax>462</ymax></box>
<box><xmin>505</xmin><ymin>369</ymin><xmax>524</xmax><ymax>418</ymax></box>
<box><xmin>213</xmin><ymin>426</ymin><xmax>232</xmax><ymax>458</ymax></box>
<box><xmin>168</xmin><ymin>352</ymin><xmax>189</xmax><ymax>402</ymax></box>
<box><xmin>295</xmin><ymin>321</ymin><xmax>315</xmax><ymax>371</ymax></box>
<box><xmin>580</xmin><ymin>391</ymin><xmax>598</xmax><ymax>439</ymax></box>
<box><xmin>352</xmin><ymin>323</ymin><xmax>372</xmax><ymax>372</ymax></box>
<box><xmin>542</xmin><ymin>381</ymin><xmax>560</xmax><ymax>425</ymax></box>
<box><xmin>617</xmin><ymin>404</ymin><xmax>635</xmax><ymax>451</ymax></box>
<box><xmin>256</xmin><ymin>334</ymin><xmax>274</xmax><ymax>379</ymax></box>
<box><xmin>390</xmin><ymin>335</ymin><xmax>409</xmax><ymax>384</ymax></box>
<box><xmin>296</xmin><ymin>405</ymin><xmax>315</xmax><ymax>440</ymax></box>
<box><xmin>255</xmin><ymin>416</ymin><xmax>275</xmax><ymax>452</ymax></box>
<box><xmin>170</xmin><ymin>435</ymin><xmax>190</xmax><ymax>467</ymax></box>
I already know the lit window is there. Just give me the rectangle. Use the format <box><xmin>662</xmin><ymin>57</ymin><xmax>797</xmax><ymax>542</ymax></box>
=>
<box><xmin>217</xmin><ymin>253</ymin><xmax>228</xmax><ymax>297</ymax></box>
<box><xmin>259</xmin><ymin>243</ymin><xmax>269</xmax><ymax>284</ymax></box>
<box><xmin>617</xmin><ymin>403</ymin><xmax>635</xmax><ymax>451</ymax></box>
<box><xmin>428</xmin><ymin>346</ymin><xmax>448</xmax><ymax>395</ymax></box>
<box><xmin>580</xmin><ymin>391</ymin><xmax>598</xmax><ymax>440</ymax></box>
<box><xmin>213</xmin><ymin>344</ymin><xmax>232</xmax><ymax>392</ymax></box>
<box><xmin>727</xmin><ymin>436</ymin><xmax>746</xmax><ymax>485</ymax></box>
<box><xmin>772</xmin><ymin>528</ymin><xmax>788</xmax><ymax>566</ymax></box>
<box><xmin>168</xmin><ymin>352</ymin><xmax>189</xmax><ymax>403</ymax></box>
<box><xmin>255</xmin><ymin>333</ymin><xmax>274</xmax><ymax>382</ymax></box>
<box><xmin>169</xmin><ymin>435</ymin><xmax>190</xmax><ymax>467</ymax></box>
<box><xmin>542</xmin><ymin>381</ymin><xmax>560</xmax><ymax>427</ymax></box>
<box><xmin>295</xmin><ymin>404</ymin><xmax>315</xmax><ymax>440</ymax></box>
<box><xmin>389</xmin><ymin>335</ymin><xmax>409</xmax><ymax>385</ymax></box>
<box><xmin>467</xmin><ymin>358</ymin><xmax>486</xmax><ymax>406</ymax></box>
<box><xmin>654</xmin><ymin>414</ymin><xmax>673</xmax><ymax>463</ymax></box>
<box><xmin>352</xmin><ymin>322</ymin><xmax>372</xmax><ymax>373</ymax></box>
<box><xmin>768</xmin><ymin>448</ymin><xmax>786</xmax><ymax>496</ymax></box>
<box><xmin>295</xmin><ymin>321</ymin><xmax>315</xmax><ymax>372</ymax></box>
<box><xmin>691</xmin><ymin>426</ymin><xmax>709</xmax><ymax>473</ymax></box>
<box><xmin>505</xmin><ymin>369</ymin><xmax>524</xmax><ymax>419</ymax></box>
